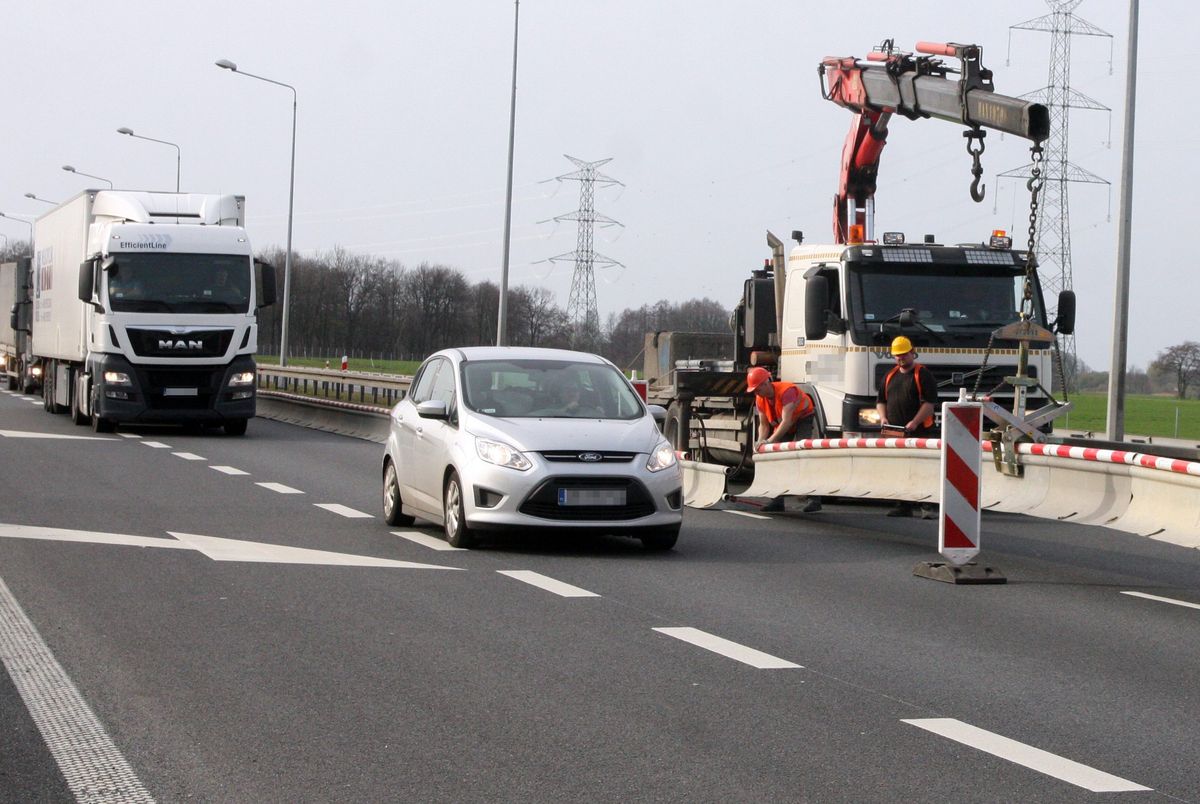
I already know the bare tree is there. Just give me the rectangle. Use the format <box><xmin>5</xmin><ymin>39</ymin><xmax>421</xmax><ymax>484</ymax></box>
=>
<box><xmin>1151</xmin><ymin>342</ymin><xmax>1200</xmax><ymax>399</ymax></box>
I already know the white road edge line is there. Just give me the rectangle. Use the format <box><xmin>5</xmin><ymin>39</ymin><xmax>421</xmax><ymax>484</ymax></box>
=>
<box><xmin>497</xmin><ymin>570</ymin><xmax>599</xmax><ymax>598</ymax></box>
<box><xmin>256</xmin><ymin>482</ymin><xmax>304</xmax><ymax>495</ymax></box>
<box><xmin>210</xmin><ymin>466</ymin><xmax>250</xmax><ymax>476</ymax></box>
<box><xmin>902</xmin><ymin>718</ymin><xmax>1151</xmax><ymax>793</ymax></box>
<box><xmin>1121</xmin><ymin>591</ymin><xmax>1200</xmax><ymax>610</ymax></box>
<box><xmin>390</xmin><ymin>530</ymin><xmax>466</xmax><ymax>551</ymax></box>
<box><xmin>314</xmin><ymin>503</ymin><xmax>373</xmax><ymax>519</ymax></box>
<box><xmin>653</xmin><ymin>627</ymin><xmax>801</xmax><ymax>669</ymax></box>
<box><xmin>0</xmin><ymin>575</ymin><xmax>154</xmax><ymax>802</ymax></box>
<box><xmin>724</xmin><ymin>510</ymin><xmax>771</xmax><ymax>520</ymax></box>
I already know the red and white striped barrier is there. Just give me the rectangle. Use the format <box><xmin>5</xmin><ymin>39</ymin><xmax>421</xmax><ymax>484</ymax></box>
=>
<box><xmin>757</xmin><ymin>437</ymin><xmax>941</xmax><ymax>452</ymax></box>
<box><xmin>939</xmin><ymin>399</ymin><xmax>983</xmax><ymax>565</ymax></box>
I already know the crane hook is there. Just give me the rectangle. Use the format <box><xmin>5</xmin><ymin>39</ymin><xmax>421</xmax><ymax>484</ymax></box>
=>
<box><xmin>964</xmin><ymin>129</ymin><xmax>987</xmax><ymax>202</ymax></box>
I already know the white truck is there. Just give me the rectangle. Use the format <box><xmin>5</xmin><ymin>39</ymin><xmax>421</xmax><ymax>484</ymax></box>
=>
<box><xmin>2</xmin><ymin>257</ymin><xmax>38</xmax><ymax>392</ymax></box>
<box><xmin>647</xmin><ymin>41</ymin><xmax>1076</xmax><ymax>467</ymax></box>
<box><xmin>32</xmin><ymin>190</ymin><xmax>275</xmax><ymax>434</ymax></box>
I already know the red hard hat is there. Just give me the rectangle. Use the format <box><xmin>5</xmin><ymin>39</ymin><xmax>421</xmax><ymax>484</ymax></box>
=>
<box><xmin>747</xmin><ymin>366</ymin><xmax>771</xmax><ymax>392</ymax></box>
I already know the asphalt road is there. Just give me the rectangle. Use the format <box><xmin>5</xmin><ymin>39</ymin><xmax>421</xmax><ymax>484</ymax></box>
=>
<box><xmin>2</xmin><ymin>387</ymin><xmax>1199</xmax><ymax>803</ymax></box>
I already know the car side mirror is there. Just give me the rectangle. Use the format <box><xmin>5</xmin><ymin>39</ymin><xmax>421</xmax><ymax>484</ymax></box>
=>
<box><xmin>805</xmin><ymin>274</ymin><xmax>829</xmax><ymax>341</ymax></box>
<box><xmin>647</xmin><ymin>404</ymin><xmax>668</xmax><ymax>424</ymax></box>
<box><xmin>416</xmin><ymin>400</ymin><xmax>450</xmax><ymax>420</ymax></box>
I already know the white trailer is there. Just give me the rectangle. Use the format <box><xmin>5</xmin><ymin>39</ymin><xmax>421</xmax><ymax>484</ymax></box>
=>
<box><xmin>32</xmin><ymin>190</ymin><xmax>275</xmax><ymax>433</ymax></box>
<box><xmin>2</xmin><ymin>257</ymin><xmax>37</xmax><ymax>391</ymax></box>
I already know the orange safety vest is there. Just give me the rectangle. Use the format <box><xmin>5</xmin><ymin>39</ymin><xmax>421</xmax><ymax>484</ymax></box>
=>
<box><xmin>883</xmin><ymin>364</ymin><xmax>935</xmax><ymax>428</ymax></box>
<box><xmin>755</xmin><ymin>381</ymin><xmax>814</xmax><ymax>430</ymax></box>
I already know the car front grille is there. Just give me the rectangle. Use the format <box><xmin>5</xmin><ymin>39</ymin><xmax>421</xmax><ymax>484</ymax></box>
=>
<box><xmin>539</xmin><ymin>451</ymin><xmax>636</xmax><ymax>463</ymax></box>
<box><xmin>519</xmin><ymin>476</ymin><xmax>656</xmax><ymax>521</ymax></box>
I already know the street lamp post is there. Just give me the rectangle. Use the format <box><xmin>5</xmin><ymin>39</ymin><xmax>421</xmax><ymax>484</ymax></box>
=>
<box><xmin>23</xmin><ymin>193</ymin><xmax>57</xmax><ymax>206</ymax></box>
<box><xmin>496</xmin><ymin>0</ymin><xmax>520</xmax><ymax>347</ymax></box>
<box><xmin>116</xmin><ymin>127</ymin><xmax>181</xmax><ymax>192</ymax></box>
<box><xmin>62</xmin><ymin>165</ymin><xmax>113</xmax><ymax>189</ymax></box>
<box><xmin>0</xmin><ymin>211</ymin><xmax>35</xmax><ymax>254</ymax></box>
<box><xmin>216</xmin><ymin>58</ymin><xmax>297</xmax><ymax>367</ymax></box>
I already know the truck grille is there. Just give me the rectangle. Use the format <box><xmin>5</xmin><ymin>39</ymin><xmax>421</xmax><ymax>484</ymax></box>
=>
<box><xmin>126</xmin><ymin>328</ymin><xmax>233</xmax><ymax>358</ymax></box>
<box><xmin>519</xmin><ymin>477</ymin><xmax>656</xmax><ymax>521</ymax></box>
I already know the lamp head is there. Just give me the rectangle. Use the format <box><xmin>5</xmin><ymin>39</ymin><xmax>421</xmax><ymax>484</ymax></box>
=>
<box><xmin>215</xmin><ymin>59</ymin><xmax>238</xmax><ymax>72</ymax></box>
<box><xmin>117</xmin><ymin>127</ymin><xmax>134</xmax><ymax>136</ymax></box>
<box><xmin>63</xmin><ymin>165</ymin><xmax>76</xmax><ymax>172</ymax></box>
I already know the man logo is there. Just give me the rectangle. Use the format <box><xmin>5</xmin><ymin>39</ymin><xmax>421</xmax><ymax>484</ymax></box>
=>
<box><xmin>158</xmin><ymin>339</ymin><xmax>204</xmax><ymax>351</ymax></box>
<box><xmin>578</xmin><ymin>452</ymin><xmax>603</xmax><ymax>462</ymax></box>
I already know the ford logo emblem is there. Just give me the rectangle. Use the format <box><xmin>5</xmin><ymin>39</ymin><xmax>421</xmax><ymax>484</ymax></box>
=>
<box><xmin>578</xmin><ymin>452</ymin><xmax>602</xmax><ymax>462</ymax></box>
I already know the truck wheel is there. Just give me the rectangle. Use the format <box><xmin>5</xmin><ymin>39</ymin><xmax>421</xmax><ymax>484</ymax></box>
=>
<box><xmin>224</xmin><ymin>419</ymin><xmax>249</xmax><ymax>436</ymax></box>
<box><xmin>663</xmin><ymin>402</ymin><xmax>686</xmax><ymax>452</ymax></box>
<box><xmin>71</xmin><ymin>381</ymin><xmax>88</xmax><ymax>426</ymax></box>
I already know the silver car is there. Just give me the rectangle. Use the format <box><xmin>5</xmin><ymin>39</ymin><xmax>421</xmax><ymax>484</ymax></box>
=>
<box><xmin>381</xmin><ymin>347</ymin><xmax>683</xmax><ymax>549</ymax></box>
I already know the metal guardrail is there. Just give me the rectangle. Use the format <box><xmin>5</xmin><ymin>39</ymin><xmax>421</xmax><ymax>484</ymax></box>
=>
<box><xmin>256</xmin><ymin>365</ymin><xmax>411</xmax><ymax>409</ymax></box>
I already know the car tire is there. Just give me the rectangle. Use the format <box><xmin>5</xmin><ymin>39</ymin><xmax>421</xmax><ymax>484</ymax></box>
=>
<box><xmin>443</xmin><ymin>471</ymin><xmax>475</xmax><ymax>548</ymax></box>
<box><xmin>224</xmin><ymin>418</ymin><xmax>249</xmax><ymax>436</ymax></box>
<box><xmin>640</xmin><ymin>524</ymin><xmax>680</xmax><ymax>551</ymax></box>
<box><xmin>382</xmin><ymin>460</ymin><xmax>415</xmax><ymax>527</ymax></box>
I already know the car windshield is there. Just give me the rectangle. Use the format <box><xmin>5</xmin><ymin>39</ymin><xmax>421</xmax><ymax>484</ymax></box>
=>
<box><xmin>462</xmin><ymin>359</ymin><xmax>644</xmax><ymax>420</ymax></box>
<box><xmin>106</xmin><ymin>252</ymin><xmax>252</xmax><ymax>314</ymax></box>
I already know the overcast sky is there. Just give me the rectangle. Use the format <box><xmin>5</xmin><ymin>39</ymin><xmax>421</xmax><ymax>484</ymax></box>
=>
<box><xmin>4</xmin><ymin>1</ymin><xmax>1193</xmax><ymax>370</ymax></box>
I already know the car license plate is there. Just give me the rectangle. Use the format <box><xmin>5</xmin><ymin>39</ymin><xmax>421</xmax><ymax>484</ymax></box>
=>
<box><xmin>163</xmin><ymin>388</ymin><xmax>198</xmax><ymax>397</ymax></box>
<box><xmin>558</xmin><ymin>488</ymin><xmax>626</xmax><ymax>506</ymax></box>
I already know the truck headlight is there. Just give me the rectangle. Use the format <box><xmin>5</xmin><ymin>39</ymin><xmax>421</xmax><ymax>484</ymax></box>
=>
<box><xmin>858</xmin><ymin>407</ymin><xmax>882</xmax><ymax>427</ymax></box>
<box><xmin>646</xmin><ymin>439</ymin><xmax>678</xmax><ymax>472</ymax></box>
<box><xmin>476</xmin><ymin>437</ymin><xmax>532</xmax><ymax>471</ymax></box>
<box><xmin>228</xmin><ymin>371</ymin><xmax>255</xmax><ymax>386</ymax></box>
<box><xmin>103</xmin><ymin>371</ymin><xmax>132</xmax><ymax>385</ymax></box>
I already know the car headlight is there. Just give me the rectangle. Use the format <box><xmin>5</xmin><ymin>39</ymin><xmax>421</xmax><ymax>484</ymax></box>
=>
<box><xmin>646</xmin><ymin>439</ymin><xmax>678</xmax><ymax>472</ymax></box>
<box><xmin>228</xmin><ymin>371</ymin><xmax>256</xmax><ymax>387</ymax></box>
<box><xmin>475</xmin><ymin>437</ymin><xmax>532</xmax><ymax>471</ymax></box>
<box><xmin>103</xmin><ymin>371</ymin><xmax>132</xmax><ymax>385</ymax></box>
<box><xmin>858</xmin><ymin>407</ymin><xmax>882</xmax><ymax>427</ymax></box>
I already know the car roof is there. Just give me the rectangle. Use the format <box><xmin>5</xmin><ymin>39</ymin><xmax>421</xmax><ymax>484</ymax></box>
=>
<box><xmin>444</xmin><ymin>346</ymin><xmax>610</xmax><ymax>365</ymax></box>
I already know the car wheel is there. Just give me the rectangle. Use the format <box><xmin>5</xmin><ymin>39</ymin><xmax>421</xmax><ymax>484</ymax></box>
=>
<box><xmin>224</xmin><ymin>418</ymin><xmax>249</xmax><ymax>436</ymax></box>
<box><xmin>640</xmin><ymin>524</ymin><xmax>680</xmax><ymax>551</ymax></box>
<box><xmin>382</xmin><ymin>460</ymin><xmax>415</xmax><ymax>527</ymax></box>
<box><xmin>443</xmin><ymin>471</ymin><xmax>475</xmax><ymax>548</ymax></box>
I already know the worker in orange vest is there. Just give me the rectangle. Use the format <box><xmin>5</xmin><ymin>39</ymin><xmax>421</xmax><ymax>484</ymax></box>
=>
<box><xmin>747</xmin><ymin>366</ymin><xmax>822</xmax><ymax>513</ymax></box>
<box><xmin>876</xmin><ymin>336</ymin><xmax>939</xmax><ymax>518</ymax></box>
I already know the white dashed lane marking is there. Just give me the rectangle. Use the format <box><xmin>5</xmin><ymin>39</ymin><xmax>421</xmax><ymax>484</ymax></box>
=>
<box><xmin>723</xmin><ymin>510</ymin><xmax>771</xmax><ymax>520</ymax></box>
<box><xmin>902</xmin><ymin>718</ymin><xmax>1151</xmax><ymax>792</ymax></box>
<box><xmin>256</xmin><ymin>482</ymin><xmax>304</xmax><ymax>495</ymax></box>
<box><xmin>118</xmin><ymin>433</ymin><xmax>142</xmax><ymax>439</ymax></box>
<box><xmin>314</xmin><ymin>503</ymin><xmax>372</xmax><ymax>519</ymax></box>
<box><xmin>498</xmin><ymin>570</ymin><xmax>599</xmax><ymax>598</ymax></box>
<box><xmin>210</xmin><ymin>466</ymin><xmax>250</xmax><ymax>476</ymax></box>
<box><xmin>141</xmin><ymin>441</ymin><xmax>171</xmax><ymax>449</ymax></box>
<box><xmin>172</xmin><ymin>452</ymin><xmax>206</xmax><ymax>461</ymax></box>
<box><xmin>653</xmin><ymin>627</ymin><xmax>802</xmax><ymax>669</ymax></box>
<box><xmin>390</xmin><ymin>530</ymin><xmax>465</xmax><ymax>551</ymax></box>
<box><xmin>1121</xmin><ymin>591</ymin><xmax>1200</xmax><ymax>610</ymax></box>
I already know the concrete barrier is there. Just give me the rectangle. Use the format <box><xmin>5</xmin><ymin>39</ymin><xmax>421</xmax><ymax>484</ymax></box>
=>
<box><xmin>256</xmin><ymin>392</ymin><xmax>390</xmax><ymax>443</ymax></box>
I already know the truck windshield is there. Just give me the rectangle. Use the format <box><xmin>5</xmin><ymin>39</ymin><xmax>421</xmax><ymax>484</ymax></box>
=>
<box><xmin>106</xmin><ymin>253</ymin><xmax>252</xmax><ymax>314</ymax></box>
<box><xmin>847</xmin><ymin>261</ymin><xmax>1047</xmax><ymax>349</ymax></box>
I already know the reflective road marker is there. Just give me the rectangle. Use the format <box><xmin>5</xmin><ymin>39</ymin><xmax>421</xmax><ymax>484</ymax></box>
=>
<box><xmin>653</xmin><ymin>627</ymin><xmax>802</xmax><ymax>669</ymax></box>
<box><xmin>902</xmin><ymin>718</ymin><xmax>1150</xmax><ymax>792</ymax></box>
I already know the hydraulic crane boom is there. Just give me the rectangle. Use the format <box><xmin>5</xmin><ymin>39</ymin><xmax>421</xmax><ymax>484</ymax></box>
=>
<box><xmin>819</xmin><ymin>40</ymin><xmax>1050</xmax><ymax>243</ymax></box>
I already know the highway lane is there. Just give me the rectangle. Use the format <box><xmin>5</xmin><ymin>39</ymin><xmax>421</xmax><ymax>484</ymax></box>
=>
<box><xmin>2</xmin><ymin>387</ymin><xmax>1198</xmax><ymax>801</ymax></box>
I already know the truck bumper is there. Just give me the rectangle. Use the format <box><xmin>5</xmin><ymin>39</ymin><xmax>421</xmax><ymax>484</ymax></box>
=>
<box><xmin>88</xmin><ymin>353</ymin><xmax>257</xmax><ymax>424</ymax></box>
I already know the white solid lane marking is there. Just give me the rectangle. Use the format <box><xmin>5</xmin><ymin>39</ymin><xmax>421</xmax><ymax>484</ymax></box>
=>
<box><xmin>0</xmin><ymin>576</ymin><xmax>154</xmax><ymax>803</ymax></box>
<box><xmin>498</xmin><ymin>570</ymin><xmax>599</xmax><ymax>598</ymax></box>
<box><xmin>724</xmin><ymin>510</ymin><xmax>771</xmax><ymax>520</ymax></box>
<box><xmin>0</xmin><ymin>523</ymin><xmax>189</xmax><ymax>550</ymax></box>
<box><xmin>314</xmin><ymin>503</ymin><xmax>373</xmax><ymax>519</ymax></box>
<box><xmin>653</xmin><ymin>627</ymin><xmax>802</xmax><ymax>669</ymax></box>
<box><xmin>172</xmin><ymin>452</ymin><xmax>206</xmax><ymax>461</ymax></box>
<box><xmin>390</xmin><ymin>530</ymin><xmax>466</xmax><ymax>551</ymax></box>
<box><xmin>256</xmin><ymin>482</ymin><xmax>304</xmax><ymax>494</ymax></box>
<box><xmin>167</xmin><ymin>532</ymin><xmax>462</xmax><ymax>569</ymax></box>
<box><xmin>1121</xmin><ymin>591</ymin><xmax>1200</xmax><ymax>610</ymax></box>
<box><xmin>0</xmin><ymin>430</ymin><xmax>116</xmax><ymax>441</ymax></box>
<box><xmin>118</xmin><ymin>433</ymin><xmax>142</xmax><ymax>439</ymax></box>
<box><xmin>210</xmin><ymin>465</ymin><xmax>250</xmax><ymax>476</ymax></box>
<box><xmin>902</xmin><ymin>719</ymin><xmax>1151</xmax><ymax>792</ymax></box>
<box><xmin>141</xmin><ymin>441</ymin><xmax>171</xmax><ymax>449</ymax></box>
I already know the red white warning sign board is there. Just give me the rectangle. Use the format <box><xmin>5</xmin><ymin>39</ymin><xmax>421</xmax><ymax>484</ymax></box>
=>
<box><xmin>939</xmin><ymin>396</ymin><xmax>983</xmax><ymax>565</ymax></box>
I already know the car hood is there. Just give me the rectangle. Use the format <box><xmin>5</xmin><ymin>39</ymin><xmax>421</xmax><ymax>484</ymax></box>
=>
<box><xmin>464</xmin><ymin>413</ymin><xmax>664</xmax><ymax>454</ymax></box>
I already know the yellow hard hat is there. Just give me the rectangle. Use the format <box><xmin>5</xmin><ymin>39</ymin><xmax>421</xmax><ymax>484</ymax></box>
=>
<box><xmin>890</xmin><ymin>336</ymin><xmax>914</xmax><ymax>356</ymax></box>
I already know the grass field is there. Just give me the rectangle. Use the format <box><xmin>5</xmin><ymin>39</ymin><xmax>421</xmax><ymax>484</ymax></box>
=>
<box><xmin>1057</xmin><ymin>393</ymin><xmax>1200</xmax><ymax>440</ymax></box>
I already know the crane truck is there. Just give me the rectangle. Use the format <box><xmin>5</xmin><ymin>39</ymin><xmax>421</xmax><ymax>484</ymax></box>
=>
<box><xmin>31</xmin><ymin>190</ymin><xmax>276</xmax><ymax>434</ymax></box>
<box><xmin>646</xmin><ymin>40</ymin><xmax>1075</xmax><ymax>468</ymax></box>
